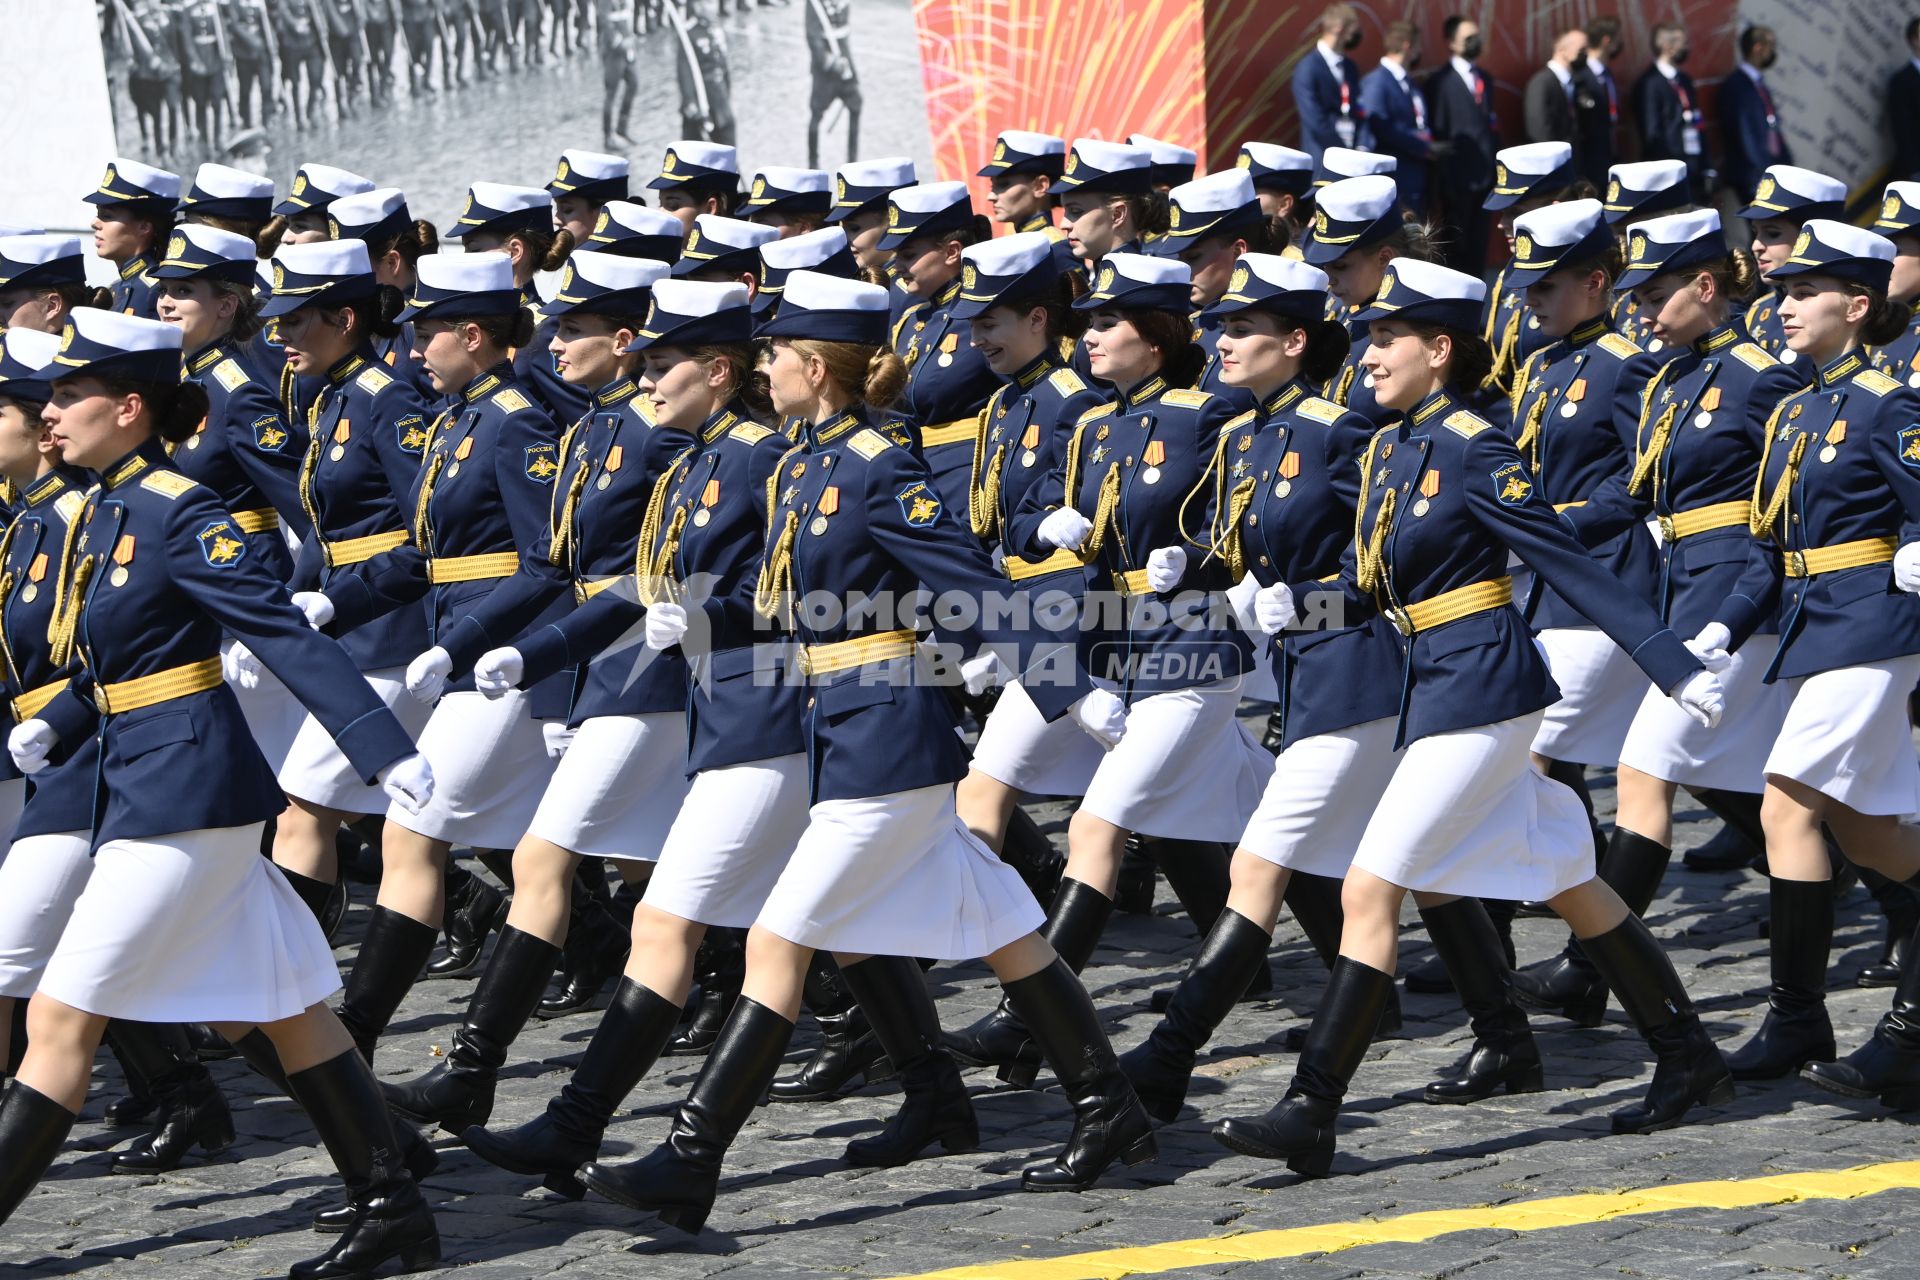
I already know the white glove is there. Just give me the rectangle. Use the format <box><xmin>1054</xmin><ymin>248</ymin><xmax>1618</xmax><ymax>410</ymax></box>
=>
<box><xmin>541</xmin><ymin>720</ymin><xmax>576</xmax><ymax>759</ymax></box>
<box><xmin>290</xmin><ymin>591</ymin><xmax>334</xmax><ymax>629</ymax></box>
<box><xmin>405</xmin><ymin>647</ymin><xmax>452</xmax><ymax>702</ymax></box>
<box><xmin>223</xmin><ymin>641</ymin><xmax>263</xmax><ymax>690</ymax></box>
<box><xmin>380</xmin><ymin>752</ymin><xmax>435</xmax><ymax>814</ymax></box>
<box><xmin>1685</xmin><ymin>622</ymin><xmax>1733</xmax><ymax>674</ymax></box>
<box><xmin>1037</xmin><ymin>507</ymin><xmax>1093</xmax><ymax>552</ymax></box>
<box><xmin>645</xmin><ymin>602</ymin><xmax>690</xmax><ymax>651</ymax></box>
<box><xmin>474</xmin><ymin>647</ymin><xmax>523</xmax><ymax>698</ymax></box>
<box><xmin>1896</xmin><ymin>542</ymin><xmax>1920</xmax><ymax>594</ymax></box>
<box><xmin>961</xmin><ymin>650</ymin><xmax>1002</xmax><ymax>696</ymax></box>
<box><xmin>1253</xmin><ymin>582</ymin><xmax>1297</xmax><ymax>635</ymax></box>
<box><xmin>1145</xmin><ymin>545</ymin><xmax>1187</xmax><ymax>593</ymax></box>
<box><xmin>1069</xmin><ymin>688</ymin><xmax>1128</xmax><ymax>748</ymax></box>
<box><xmin>8</xmin><ymin>719</ymin><xmax>54</xmax><ymax>774</ymax></box>
<box><xmin>1672</xmin><ymin>669</ymin><xmax>1725</xmax><ymax>729</ymax></box>
<box><xmin>1226</xmin><ymin>574</ymin><xmax>1261</xmax><ymax>632</ymax></box>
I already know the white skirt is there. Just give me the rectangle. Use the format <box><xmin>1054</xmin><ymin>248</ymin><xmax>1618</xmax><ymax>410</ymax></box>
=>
<box><xmin>0</xmin><ymin>831</ymin><xmax>93</xmax><ymax>998</ymax></box>
<box><xmin>1079</xmin><ymin>677</ymin><xmax>1272</xmax><ymax>841</ymax></box>
<box><xmin>226</xmin><ymin>638</ymin><xmax>306</xmax><ymax>772</ymax></box>
<box><xmin>528</xmin><ymin>713</ymin><xmax>690</xmax><ymax>860</ymax></box>
<box><xmin>755</xmin><ymin>783</ymin><xmax>1044</xmax><ymax>959</ymax></box>
<box><xmin>279</xmin><ymin>667</ymin><xmax>435</xmax><ymax>814</ymax></box>
<box><xmin>1352</xmin><ymin>711</ymin><xmax>1596</xmax><ymax>900</ymax></box>
<box><xmin>969</xmin><ymin>679</ymin><xmax>1106</xmax><ymax>797</ymax></box>
<box><xmin>38</xmin><ymin>824</ymin><xmax>342</xmax><ymax>1022</ymax></box>
<box><xmin>1531</xmin><ymin>627</ymin><xmax>1650</xmax><ymax>766</ymax></box>
<box><xmin>1763</xmin><ymin>656</ymin><xmax>1920</xmax><ymax>816</ymax></box>
<box><xmin>389</xmin><ymin>689</ymin><xmax>556</xmax><ymax>848</ymax></box>
<box><xmin>1618</xmin><ymin>633</ymin><xmax>1788</xmax><ymax>792</ymax></box>
<box><xmin>1239</xmin><ymin>717</ymin><xmax>1400</xmax><ymax>876</ymax></box>
<box><xmin>643</xmin><ymin>754</ymin><xmax>812</xmax><ymax>928</ymax></box>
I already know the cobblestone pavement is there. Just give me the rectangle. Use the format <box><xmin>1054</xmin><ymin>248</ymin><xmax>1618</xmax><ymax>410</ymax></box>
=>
<box><xmin>9</xmin><ymin>752</ymin><xmax>1920</xmax><ymax>1279</ymax></box>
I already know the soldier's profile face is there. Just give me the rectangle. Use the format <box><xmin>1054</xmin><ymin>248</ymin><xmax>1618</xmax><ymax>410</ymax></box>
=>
<box><xmin>283</xmin><ymin>212</ymin><xmax>332</xmax><ymax>246</ymax></box>
<box><xmin>989</xmin><ymin>176</ymin><xmax>1044</xmax><ymax>224</ymax></box>
<box><xmin>1749</xmin><ymin>218</ymin><xmax>1798</xmax><ymax>273</ymax></box>
<box><xmin>1775</xmin><ymin>277</ymin><xmax>1853</xmax><ymax>358</ymax></box>
<box><xmin>553</xmin><ymin>197</ymin><xmax>599</xmax><ymax>243</ymax></box>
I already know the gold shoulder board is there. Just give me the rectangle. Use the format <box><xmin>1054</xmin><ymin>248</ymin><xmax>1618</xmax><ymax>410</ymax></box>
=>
<box><xmin>213</xmin><ymin>359</ymin><xmax>249</xmax><ymax>392</ymax></box>
<box><xmin>1162</xmin><ymin>388</ymin><xmax>1212</xmax><ymax>408</ymax></box>
<box><xmin>1443</xmin><ymin>411</ymin><xmax>1491</xmax><ymax>438</ymax></box>
<box><xmin>1855</xmin><ymin>369</ymin><xmax>1900</xmax><ymax>397</ymax></box>
<box><xmin>356</xmin><ymin>365</ymin><xmax>394</xmax><ymax>394</ymax></box>
<box><xmin>1596</xmin><ymin>332</ymin><xmax>1642</xmax><ymax>359</ymax></box>
<box><xmin>848</xmin><ymin>428</ymin><xmax>895</xmax><ymax>459</ymax></box>
<box><xmin>729</xmin><ymin>422</ymin><xmax>776</xmax><ymax>445</ymax></box>
<box><xmin>492</xmin><ymin>388</ymin><xmax>534</xmax><ymax>412</ymax></box>
<box><xmin>140</xmin><ymin>471</ymin><xmax>200</xmax><ymax>500</ymax></box>
<box><xmin>1077</xmin><ymin>401</ymin><xmax>1117</xmax><ymax>424</ymax></box>
<box><xmin>1731</xmin><ymin>343</ymin><xmax>1778</xmax><ymax>371</ymax></box>
<box><xmin>1048</xmin><ymin>367</ymin><xmax>1088</xmax><ymax>396</ymax></box>
<box><xmin>1296</xmin><ymin>397</ymin><xmax>1343</xmax><ymax>423</ymax></box>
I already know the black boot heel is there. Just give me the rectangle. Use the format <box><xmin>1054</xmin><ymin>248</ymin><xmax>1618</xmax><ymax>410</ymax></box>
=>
<box><xmin>996</xmin><ymin>1054</ymin><xmax>1039</xmax><ymax>1089</ymax></box>
<box><xmin>1417</xmin><ymin>899</ymin><xmax>1543</xmax><ymax>1106</ymax></box>
<box><xmin>838</xmin><ymin>957</ymin><xmax>979</xmax><ymax>1169</ymax></box>
<box><xmin>1580</xmin><ymin>915</ymin><xmax>1733</xmax><ymax>1135</ymax></box>
<box><xmin>541</xmin><ymin>1169</ymin><xmax>585</xmax><ymax>1199</ymax></box>
<box><xmin>652</xmin><ymin>1202</ymin><xmax>709</xmax><ymax>1233</ymax></box>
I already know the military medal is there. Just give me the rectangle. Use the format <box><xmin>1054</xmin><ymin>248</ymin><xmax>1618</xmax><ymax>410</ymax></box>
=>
<box><xmin>22</xmin><ymin>552</ymin><xmax>44</xmax><ymax>602</ymax></box>
<box><xmin>331</xmin><ymin>420</ymin><xmax>350</xmax><ymax>461</ymax></box>
<box><xmin>1274</xmin><ymin>450</ymin><xmax>1299</xmax><ymax>498</ymax></box>
<box><xmin>450</xmin><ymin>434</ymin><xmax>472</xmax><ymax>475</ymax></box>
<box><xmin>1414</xmin><ymin>468</ymin><xmax>1439</xmax><ymax>517</ymax></box>
<box><xmin>694</xmin><ymin>477</ymin><xmax>719</xmax><ymax>527</ymax></box>
<box><xmin>1821</xmin><ymin>420</ymin><xmax>1845</xmax><ymax>463</ymax></box>
<box><xmin>1560</xmin><ymin>378</ymin><xmax>1586</xmax><ymax>418</ymax></box>
<box><xmin>1909</xmin><ymin>371</ymin><xmax>1920</xmax><ymax>388</ymax></box>
<box><xmin>812</xmin><ymin>485</ymin><xmax>838</xmax><ymax>535</ymax></box>
<box><xmin>1019</xmin><ymin>424</ymin><xmax>1039</xmax><ymax>469</ymax></box>
<box><xmin>1693</xmin><ymin>386</ymin><xmax>1720</xmax><ymax>429</ymax></box>
<box><xmin>1141</xmin><ymin>440</ymin><xmax>1165</xmax><ymax>485</ymax></box>
<box><xmin>599</xmin><ymin>444</ymin><xmax>623</xmax><ymax>491</ymax></box>
<box><xmin>110</xmin><ymin>535</ymin><xmax>134</xmax><ymax>587</ymax></box>
<box><xmin>937</xmin><ymin>333</ymin><xmax>958</xmax><ymax>368</ymax></box>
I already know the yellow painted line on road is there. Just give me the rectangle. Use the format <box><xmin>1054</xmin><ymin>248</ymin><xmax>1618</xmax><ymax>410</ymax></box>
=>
<box><xmin>881</xmin><ymin>1159</ymin><xmax>1920</xmax><ymax>1280</ymax></box>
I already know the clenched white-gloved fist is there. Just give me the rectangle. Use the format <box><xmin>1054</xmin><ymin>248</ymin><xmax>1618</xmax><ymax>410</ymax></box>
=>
<box><xmin>1070</xmin><ymin>688</ymin><xmax>1127</xmax><ymax>748</ymax></box>
<box><xmin>1037</xmin><ymin>507</ymin><xmax>1093</xmax><ymax>552</ymax></box>
<box><xmin>1145</xmin><ymin>545</ymin><xmax>1187</xmax><ymax>593</ymax></box>
<box><xmin>290</xmin><ymin>591</ymin><xmax>334</xmax><ymax>629</ymax></box>
<box><xmin>8</xmin><ymin>719</ymin><xmax>53</xmax><ymax>774</ymax></box>
<box><xmin>1253</xmin><ymin>582</ymin><xmax>1296</xmax><ymax>635</ymax></box>
<box><xmin>645</xmin><ymin>602</ymin><xmax>690</xmax><ymax>651</ymax></box>
<box><xmin>1685</xmin><ymin>622</ymin><xmax>1732</xmax><ymax>674</ymax></box>
<box><xmin>961</xmin><ymin>651</ymin><xmax>1002</xmax><ymax>696</ymax></box>
<box><xmin>541</xmin><ymin>721</ymin><xmax>576</xmax><ymax>759</ymax></box>
<box><xmin>1895</xmin><ymin>542</ymin><xmax>1920</xmax><ymax>594</ymax></box>
<box><xmin>1672</xmin><ymin>669</ymin><xmax>1725</xmax><ymax>729</ymax></box>
<box><xmin>474</xmin><ymin>647</ymin><xmax>523</xmax><ymax>698</ymax></box>
<box><xmin>223</xmin><ymin>642</ymin><xmax>263</xmax><ymax>689</ymax></box>
<box><xmin>380</xmin><ymin>753</ymin><xmax>435</xmax><ymax>814</ymax></box>
<box><xmin>405</xmin><ymin>647</ymin><xmax>452</xmax><ymax>702</ymax></box>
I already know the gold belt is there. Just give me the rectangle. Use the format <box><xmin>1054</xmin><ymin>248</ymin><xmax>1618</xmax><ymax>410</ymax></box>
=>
<box><xmin>11</xmin><ymin>678</ymin><xmax>65</xmax><ymax>723</ymax></box>
<box><xmin>1385</xmin><ymin>577</ymin><xmax>1513</xmax><ymax>636</ymax></box>
<box><xmin>322</xmin><ymin>529</ymin><xmax>408</xmax><ymax>566</ymax></box>
<box><xmin>1005</xmin><ymin>548</ymin><xmax>1083</xmax><ymax>582</ymax></box>
<box><xmin>799</xmin><ymin>628</ymin><xmax>917</xmax><ymax>676</ymax></box>
<box><xmin>574</xmin><ymin>574</ymin><xmax>623</xmax><ymax>603</ymax></box>
<box><xmin>1553</xmin><ymin>501</ymin><xmax>1586</xmax><ymax>513</ymax></box>
<box><xmin>97</xmin><ymin>657</ymin><xmax>223</xmax><ymax>714</ymax></box>
<box><xmin>1784</xmin><ymin>536</ymin><xmax>1898</xmax><ymax>579</ymax></box>
<box><xmin>427</xmin><ymin>552</ymin><xmax>519</xmax><ymax>584</ymax></box>
<box><xmin>1658</xmin><ymin>501</ymin><xmax>1748</xmax><ymax>541</ymax></box>
<box><xmin>920</xmin><ymin>418</ymin><xmax>978</xmax><ymax>449</ymax></box>
<box><xmin>231</xmin><ymin>508</ymin><xmax>278</xmax><ymax>534</ymax></box>
<box><xmin>1113</xmin><ymin>567</ymin><xmax>1154</xmax><ymax>596</ymax></box>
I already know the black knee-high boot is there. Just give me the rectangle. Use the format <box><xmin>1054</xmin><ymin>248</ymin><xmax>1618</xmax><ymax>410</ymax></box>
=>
<box><xmin>423</xmin><ymin>862</ymin><xmax>505</xmax><ymax>981</ymax></box>
<box><xmin>579</xmin><ymin>997</ymin><xmax>795</xmax><ymax>1233</ymax></box>
<box><xmin>1805</xmin><ymin>915</ymin><xmax>1920</xmax><ymax>1108</ymax></box>
<box><xmin>1857</xmin><ymin>868</ymin><xmax>1919</xmax><ymax>988</ymax></box>
<box><xmin>337</xmin><ymin>907</ymin><xmax>440</xmax><ymax>1064</ymax></box>
<box><xmin>4</xmin><ymin>1000</ymin><xmax>26</xmax><ymax>1080</ymax></box>
<box><xmin>663</xmin><ymin>925</ymin><xmax>744</xmax><ymax>1051</ymax></box>
<box><xmin>1001</xmin><ymin>803</ymin><xmax>1066</xmax><ymax>909</ymax></box>
<box><xmin>0</xmin><ymin>1081</ymin><xmax>76</xmax><ymax>1226</ymax></box>
<box><xmin>1212</xmin><ymin>957</ymin><xmax>1392</xmax><ymax>1178</ymax></box>
<box><xmin>1725</xmin><ymin>877</ymin><xmax>1835</xmax><ymax>1080</ymax></box>
<box><xmin>538</xmin><ymin>863</ymin><xmax>630</xmax><ymax>1018</ymax></box>
<box><xmin>839</xmin><ymin>956</ymin><xmax>977</xmax><ymax>1167</ymax></box>
<box><xmin>1146</xmin><ymin>840</ymin><xmax>1272</xmax><ymax>1011</ymax></box>
<box><xmin>1544</xmin><ymin>758</ymin><xmax>1607</xmax><ymax>861</ymax></box>
<box><xmin>768</xmin><ymin>951</ymin><xmax>891</xmax><ymax>1102</ymax></box>
<box><xmin>1683</xmin><ymin>788</ymin><xmax>1766</xmax><ymax>872</ymax></box>
<box><xmin>1418</xmin><ymin>900</ymin><xmax>1543</xmax><ymax>1104</ymax></box>
<box><xmin>1121</xmin><ymin>909</ymin><xmax>1272</xmax><ymax>1123</ymax></box>
<box><xmin>280</xmin><ymin>867</ymin><xmax>351</xmax><ymax>943</ymax></box>
<box><xmin>944</xmin><ymin>878</ymin><xmax>1113</xmax><ymax>1085</ymax></box>
<box><xmin>1279</xmin><ymin>872</ymin><xmax>1402</xmax><ymax>1050</ymax></box>
<box><xmin>461</xmin><ymin>977</ymin><xmax>683</xmax><ymax>1197</ymax></box>
<box><xmin>284</xmin><ymin>1050</ymin><xmax>440</xmax><ymax>1279</ymax></box>
<box><xmin>106</xmin><ymin>1022</ymin><xmax>235</xmax><ymax>1173</ymax></box>
<box><xmin>1512</xmin><ymin>828</ymin><xmax>1673</xmax><ymax>1025</ymax></box>
<box><xmin>383</xmin><ymin>926</ymin><xmax>562</xmax><ymax>1131</ymax></box>
<box><xmin>1580</xmin><ymin>914</ymin><xmax>1733</xmax><ymax>1134</ymax></box>
<box><xmin>1406</xmin><ymin>897</ymin><xmax>1515</xmax><ymax>992</ymax></box>
<box><xmin>1002</xmin><ymin>957</ymin><xmax>1156</xmax><ymax>1191</ymax></box>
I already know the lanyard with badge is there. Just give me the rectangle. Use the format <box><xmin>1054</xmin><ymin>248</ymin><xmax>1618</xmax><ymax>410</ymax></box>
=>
<box><xmin>1336</xmin><ymin>72</ymin><xmax>1358</xmax><ymax>148</ymax></box>
<box><xmin>1673</xmin><ymin>78</ymin><xmax>1702</xmax><ymax>156</ymax></box>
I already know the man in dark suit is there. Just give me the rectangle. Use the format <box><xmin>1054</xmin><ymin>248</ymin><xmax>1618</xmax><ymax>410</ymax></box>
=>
<box><xmin>1359</xmin><ymin>20</ymin><xmax>1438</xmax><ymax>217</ymax></box>
<box><xmin>1719</xmin><ymin>25</ymin><xmax>1791</xmax><ymax>205</ymax></box>
<box><xmin>1631</xmin><ymin>21</ymin><xmax>1710</xmax><ymax>199</ymax></box>
<box><xmin>1890</xmin><ymin>19</ymin><xmax>1920</xmax><ymax>181</ymax></box>
<box><xmin>1426</xmin><ymin>14</ymin><xmax>1499</xmax><ymax>274</ymax></box>
<box><xmin>1577</xmin><ymin>16</ymin><xmax>1624</xmax><ymax>190</ymax></box>
<box><xmin>1292</xmin><ymin>2</ymin><xmax>1369</xmax><ymax>163</ymax></box>
<box><xmin>1524</xmin><ymin>28</ymin><xmax>1592</xmax><ymax>149</ymax></box>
